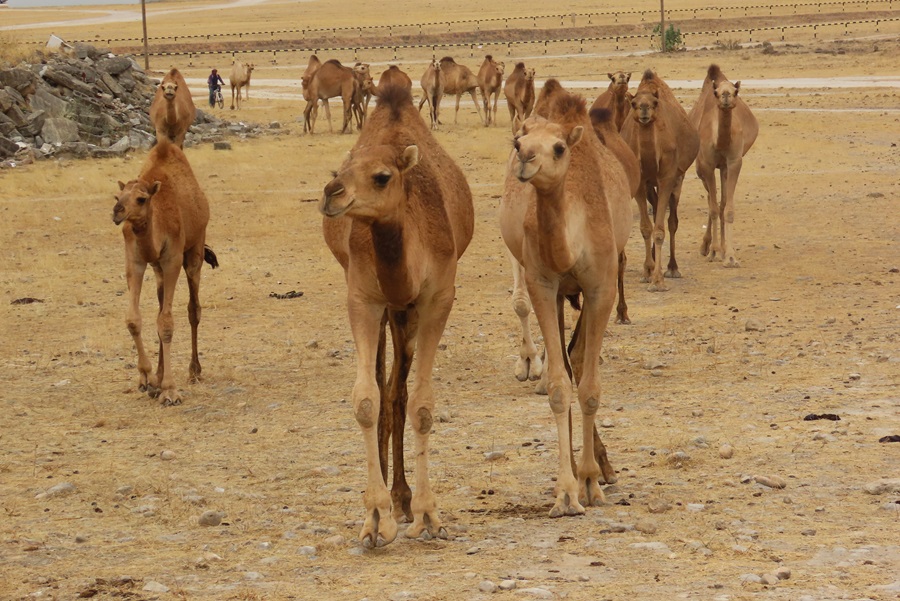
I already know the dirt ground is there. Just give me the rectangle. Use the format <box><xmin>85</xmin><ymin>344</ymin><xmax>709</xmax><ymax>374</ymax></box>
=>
<box><xmin>2</xmin><ymin>1</ymin><xmax>900</xmax><ymax>599</ymax></box>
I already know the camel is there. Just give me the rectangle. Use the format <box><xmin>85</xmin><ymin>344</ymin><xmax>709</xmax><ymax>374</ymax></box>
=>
<box><xmin>503</xmin><ymin>62</ymin><xmax>535</xmax><ymax>134</ymax></box>
<box><xmin>620</xmin><ymin>69</ymin><xmax>699</xmax><ymax>292</ymax></box>
<box><xmin>500</xmin><ymin>80</ymin><xmax>631</xmax><ymax>517</ymax></box>
<box><xmin>421</xmin><ymin>57</ymin><xmax>483</xmax><ymax>125</ymax></box>
<box><xmin>351</xmin><ymin>63</ymin><xmax>375</xmax><ymax>130</ymax></box>
<box><xmin>303</xmin><ymin>59</ymin><xmax>355</xmax><ymax>134</ymax></box>
<box><xmin>320</xmin><ymin>84</ymin><xmax>474</xmax><ymax>548</ymax></box>
<box><xmin>477</xmin><ymin>55</ymin><xmax>505</xmax><ymax>127</ymax></box>
<box><xmin>418</xmin><ymin>59</ymin><xmax>445</xmax><ymax>130</ymax></box>
<box><xmin>229</xmin><ymin>61</ymin><xmax>254</xmax><ymax>110</ymax></box>
<box><xmin>688</xmin><ymin>64</ymin><xmax>759</xmax><ymax>268</ymax></box>
<box><xmin>301</xmin><ymin>55</ymin><xmax>331</xmax><ymax>130</ymax></box>
<box><xmin>590</xmin><ymin>71</ymin><xmax>632</xmax><ymax>132</ymax></box>
<box><xmin>149</xmin><ymin>68</ymin><xmax>195</xmax><ymax>149</ymax></box>
<box><xmin>111</xmin><ymin>138</ymin><xmax>218</xmax><ymax>406</ymax></box>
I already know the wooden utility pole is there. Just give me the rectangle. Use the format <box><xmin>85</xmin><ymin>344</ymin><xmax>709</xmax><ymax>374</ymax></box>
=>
<box><xmin>141</xmin><ymin>0</ymin><xmax>149</xmax><ymax>69</ymax></box>
<box><xmin>660</xmin><ymin>0</ymin><xmax>666</xmax><ymax>52</ymax></box>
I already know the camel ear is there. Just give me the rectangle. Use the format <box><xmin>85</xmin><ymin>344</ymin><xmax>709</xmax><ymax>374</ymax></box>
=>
<box><xmin>652</xmin><ymin>90</ymin><xmax>659</xmax><ymax>99</ymax></box>
<box><xmin>398</xmin><ymin>145</ymin><xmax>419</xmax><ymax>173</ymax></box>
<box><xmin>117</xmin><ymin>180</ymin><xmax>126</xmax><ymax>191</ymax></box>
<box><xmin>148</xmin><ymin>181</ymin><xmax>161</xmax><ymax>197</ymax></box>
<box><xmin>734</xmin><ymin>81</ymin><xmax>741</xmax><ymax>95</ymax></box>
<box><xmin>567</xmin><ymin>126</ymin><xmax>584</xmax><ymax>148</ymax></box>
<box><xmin>607</xmin><ymin>72</ymin><xmax>614</xmax><ymax>81</ymax></box>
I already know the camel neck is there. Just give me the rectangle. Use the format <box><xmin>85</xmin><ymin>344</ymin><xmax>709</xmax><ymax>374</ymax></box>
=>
<box><xmin>370</xmin><ymin>220</ymin><xmax>417</xmax><ymax>307</ymax></box>
<box><xmin>716</xmin><ymin>107</ymin><xmax>733</xmax><ymax>152</ymax></box>
<box><xmin>637</xmin><ymin>123</ymin><xmax>659</xmax><ymax>178</ymax></box>
<box><xmin>534</xmin><ymin>180</ymin><xmax>577</xmax><ymax>273</ymax></box>
<box><xmin>165</xmin><ymin>96</ymin><xmax>177</xmax><ymax>124</ymax></box>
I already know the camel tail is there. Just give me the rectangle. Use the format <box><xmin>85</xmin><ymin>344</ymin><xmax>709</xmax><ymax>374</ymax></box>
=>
<box><xmin>204</xmin><ymin>245</ymin><xmax>219</xmax><ymax>269</ymax></box>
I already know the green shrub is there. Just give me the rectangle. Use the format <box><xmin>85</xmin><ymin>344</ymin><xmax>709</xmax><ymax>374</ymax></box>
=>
<box><xmin>652</xmin><ymin>23</ymin><xmax>684</xmax><ymax>52</ymax></box>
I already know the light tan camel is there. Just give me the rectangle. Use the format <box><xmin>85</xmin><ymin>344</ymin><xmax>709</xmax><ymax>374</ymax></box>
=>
<box><xmin>351</xmin><ymin>63</ymin><xmax>374</xmax><ymax>130</ymax></box>
<box><xmin>320</xmin><ymin>84</ymin><xmax>474</xmax><ymax>548</ymax></box>
<box><xmin>504</xmin><ymin>62</ymin><xmax>535</xmax><ymax>134</ymax></box>
<box><xmin>477</xmin><ymin>55</ymin><xmax>505</xmax><ymax>127</ymax></box>
<box><xmin>149</xmin><ymin>68</ymin><xmax>195</xmax><ymax>149</ymax></box>
<box><xmin>590</xmin><ymin>71</ymin><xmax>632</xmax><ymax>132</ymax></box>
<box><xmin>301</xmin><ymin>55</ymin><xmax>330</xmax><ymax>132</ymax></box>
<box><xmin>688</xmin><ymin>64</ymin><xmax>759</xmax><ymax>268</ymax></box>
<box><xmin>500</xmin><ymin>80</ymin><xmax>630</xmax><ymax>517</ymax></box>
<box><xmin>111</xmin><ymin>138</ymin><xmax>218</xmax><ymax>406</ymax></box>
<box><xmin>304</xmin><ymin>59</ymin><xmax>356</xmax><ymax>135</ymax></box>
<box><xmin>429</xmin><ymin>57</ymin><xmax>483</xmax><ymax>124</ymax></box>
<box><xmin>229</xmin><ymin>61</ymin><xmax>254</xmax><ymax>110</ymax></box>
<box><xmin>418</xmin><ymin>59</ymin><xmax>445</xmax><ymax>130</ymax></box>
<box><xmin>620</xmin><ymin>69</ymin><xmax>699</xmax><ymax>291</ymax></box>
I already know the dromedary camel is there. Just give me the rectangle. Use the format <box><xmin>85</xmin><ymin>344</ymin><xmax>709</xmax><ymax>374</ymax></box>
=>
<box><xmin>477</xmin><ymin>55</ymin><xmax>504</xmax><ymax>127</ymax></box>
<box><xmin>320</xmin><ymin>84</ymin><xmax>474</xmax><ymax>548</ymax></box>
<box><xmin>149</xmin><ymin>67</ymin><xmax>195</xmax><ymax>148</ymax></box>
<box><xmin>500</xmin><ymin>80</ymin><xmax>631</xmax><ymax>517</ymax></box>
<box><xmin>688</xmin><ymin>64</ymin><xmax>759</xmax><ymax>268</ymax></box>
<box><xmin>418</xmin><ymin>59</ymin><xmax>444</xmax><ymax>130</ymax></box>
<box><xmin>376</xmin><ymin>65</ymin><xmax>413</xmax><ymax>94</ymax></box>
<box><xmin>422</xmin><ymin>57</ymin><xmax>483</xmax><ymax>125</ymax></box>
<box><xmin>351</xmin><ymin>62</ymin><xmax>375</xmax><ymax>130</ymax></box>
<box><xmin>620</xmin><ymin>69</ymin><xmax>699</xmax><ymax>291</ymax></box>
<box><xmin>590</xmin><ymin>71</ymin><xmax>632</xmax><ymax>132</ymax></box>
<box><xmin>304</xmin><ymin>59</ymin><xmax>355</xmax><ymax>134</ymax></box>
<box><xmin>111</xmin><ymin>138</ymin><xmax>218</xmax><ymax>406</ymax></box>
<box><xmin>504</xmin><ymin>62</ymin><xmax>535</xmax><ymax>134</ymax></box>
<box><xmin>229</xmin><ymin>61</ymin><xmax>254</xmax><ymax>110</ymax></box>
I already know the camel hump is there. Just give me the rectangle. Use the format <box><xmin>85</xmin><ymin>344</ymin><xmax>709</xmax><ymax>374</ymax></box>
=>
<box><xmin>515</xmin><ymin>62</ymin><xmax>525</xmax><ymax>70</ymax></box>
<box><xmin>166</xmin><ymin>67</ymin><xmax>179</xmax><ymax>78</ymax></box>
<box><xmin>707</xmin><ymin>63</ymin><xmax>724</xmax><ymax>82</ymax></box>
<box><xmin>541</xmin><ymin>78</ymin><xmax>564</xmax><ymax>96</ymax></box>
<box><xmin>325</xmin><ymin>59</ymin><xmax>343</xmax><ymax>67</ymax></box>
<box><xmin>485</xmin><ymin>54</ymin><xmax>493</xmax><ymax>61</ymax></box>
<box><xmin>642</xmin><ymin>68</ymin><xmax>655</xmax><ymax>82</ymax></box>
<box><xmin>376</xmin><ymin>83</ymin><xmax>414</xmax><ymax>117</ymax></box>
<box><xmin>590</xmin><ymin>107</ymin><xmax>613</xmax><ymax>125</ymax></box>
<box><xmin>440</xmin><ymin>57</ymin><xmax>456</xmax><ymax>64</ymax></box>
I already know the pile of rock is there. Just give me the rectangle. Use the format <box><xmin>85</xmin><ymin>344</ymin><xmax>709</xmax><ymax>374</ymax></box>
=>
<box><xmin>0</xmin><ymin>43</ymin><xmax>259</xmax><ymax>168</ymax></box>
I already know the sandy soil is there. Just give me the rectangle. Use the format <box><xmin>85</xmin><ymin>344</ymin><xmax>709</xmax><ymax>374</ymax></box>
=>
<box><xmin>1</xmin><ymin>4</ymin><xmax>899</xmax><ymax>600</ymax></box>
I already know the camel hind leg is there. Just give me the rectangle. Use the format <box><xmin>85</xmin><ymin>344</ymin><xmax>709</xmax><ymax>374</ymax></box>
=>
<box><xmin>183</xmin><ymin>245</ymin><xmax>205</xmax><ymax>382</ymax></box>
<box><xmin>616</xmin><ymin>251</ymin><xmax>630</xmax><ymax>324</ymax></box>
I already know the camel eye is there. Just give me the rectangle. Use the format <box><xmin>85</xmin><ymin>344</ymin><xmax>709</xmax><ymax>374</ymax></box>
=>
<box><xmin>553</xmin><ymin>143</ymin><xmax>565</xmax><ymax>159</ymax></box>
<box><xmin>373</xmin><ymin>172</ymin><xmax>391</xmax><ymax>187</ymax></box>
<box><xmin>137</xmin><ymin>196</ymin><xmax>147</xmax><ymax>205</ymax></box>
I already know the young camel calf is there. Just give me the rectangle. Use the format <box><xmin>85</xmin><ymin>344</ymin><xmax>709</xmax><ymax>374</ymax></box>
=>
<box><xmin>112</xmin><ymin>139</ymin><xmax>218</xmax><ymax>406</ymax></box>
<box><xmin>149</xmin><ymin>67</ymin><xmax>195</xmax><ymax>148</ymax></box>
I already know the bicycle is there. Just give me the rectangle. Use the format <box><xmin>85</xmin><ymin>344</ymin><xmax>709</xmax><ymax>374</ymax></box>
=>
<box><xmin>213</xmin><ymin>86</ymin><xmax>224</xmax><ymax>109</ymax></box>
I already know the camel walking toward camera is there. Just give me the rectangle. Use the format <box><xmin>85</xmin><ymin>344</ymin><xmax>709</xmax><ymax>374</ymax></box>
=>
<box><xmin>111</xmin><ymin>138</ymin><xmax>218</xmax><ymax>406</ymax></box>
<box><xmin>504</xmin><ymin>62</ymin><xmax>535</xmax><ymax>133</ymax></box>
<box><xmin>688</xmin><ymin>64</ymin><xmax>759</xmax><ymax>268</ymax></box>
<box><xmin>422</xmin><ymin>57</ymin><xmax>482</xmax><ymax>125</ymax></box>
<box><xmin>351</xmin><ymin>63</ymin><xmax>375</xmax><ymax>129</ymax></box>
<box><xmin>229</xmin><ymin>61</ymin><xmax>254</xmax><ymax>110</ymax></box>
<box><xmin>418</xmin><ymin>59</ymin><xmax>445</xmax><ymax>129</ymax></box>
<box><xmin>477</xmin><ymin>55</ymin><xmax>504</xmax><ymax>126</ymax></box>
<box><xmin>500</xmin><ymin>80</ymin><xmax>630</xmax><ymax>517</ymax></box>
<box><xmin>304</xmin><ymin>59</ymin><xmax>356</xmax><ymax>134</ymax></box>
<box><xmin>620</xmin><ymin>69</ymin><xmax>698</xmax><ymax>291</ymax></box>
<box><xmin>320</xmin><ymin>84</ymin><xmax>474</xmax><ymax>548</ymax></box>
<box><xmin>590</xmin><ymin>71</ymin><xmax>632</xmax><ymax>132</ymax></box>
<box><xmin>149</xmin><ymin>67</ymin><xmax>195</xmax><ymax>148</ymax></box>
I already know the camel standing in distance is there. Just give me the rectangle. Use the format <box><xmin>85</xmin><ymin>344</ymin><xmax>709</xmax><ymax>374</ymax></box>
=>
<box><xmin>111</xmin><ymin>138</ymin><xmax>218</xmax><ymax>406</ymax></box>
<box><xmin>418</xmin><ymin>59</ymin><xmax>445</xmax><ymax>130</ymax></box>
<box><xmin>504</xmin><ymin>62</ymin><xmax>535</xmax><ymax>134</ymax></box>
<box><xmin>149</xmin><ymin>68</ymin><xmax>195</xmax><ymax>148</ymax></box>
<box><xmin>477</xmin><ymin>55</ymin><xmax>504</xmax><ymax>127</ymax></box>
<box><xmin>500</xmin><ymin>80</ymin><xmax>630</xmax><ymax>517</ymax></box>
<box><xmin>304</xmin><ymin>59</ymin><xmax>356</xmax><ymax>134</ymax></box>
<box><xmin>301</xmin><ymin>55</ymin><xmax>330</xmax><ymax>132</ymax></box>
<box><xmin>688</xmin><ymin>64</ymin><xmax>759</xmax><ymax>268</ymax></box>
<box><xmin>320</xmin><ymin>84</ymin><xmax>474</xmax><ymax>548</ymax></box>
<box><xmin>229</xmin><ymin>61</ymin><xmax>254</xmax><ymax>110</ymax></box>
<box><xmin>590</xmin><ymin>71</ymin><xmax>632</xmax><ymax>132</ymax></box>
<box><xmin>620</xmin><ymin>69</ymin><xmax>699</xmax><ymax>291</ymax></box>
<box><xmin>432</xmin><ymin>57</ymin><xmax>483</xmax><ymax>124</ymax></box>
<box><xmin>351</xmin><ymin>63</ymin><xmax>375</xmax><ymax>130</ymax></box>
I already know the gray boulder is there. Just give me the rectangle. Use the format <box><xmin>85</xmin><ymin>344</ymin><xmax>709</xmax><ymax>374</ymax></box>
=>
<box><xmin>41</xmin><ymin>117</ymin><xmax>80</xmax><ymax>144</ymax></box>
<box><xmin>0</xmin><ymin>136</ymin><xmax>20</xmax><ymax>158</ymax></box>
<box><xmin>30</xmin><ymin>87</ymin><xmax>69</xmax><ymax>118</ymax></box>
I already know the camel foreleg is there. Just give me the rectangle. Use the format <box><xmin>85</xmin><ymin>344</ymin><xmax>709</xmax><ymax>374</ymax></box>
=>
<box><xmin>698</xmin><ymin>161</ymin><xmax>720</xmax><ymax>260</ymax></box>
<box><xmin>634</xmin><ymin>183</ymin><xmax>654</xmax><ymax>283</ymax></box>
<box><xmin>721</xmin><ymin>160</ymin><xmax>743</xmax><ymax>268</ymax></box>
<box><xmin>665</xmin><ymin>175</ymin><xmax>684</xmax><ymax>279</ymax></box>
<box><xmin>616</xmin><ymin>251</ymin><xmax>630</xmax><ymax>324</ymax></box>
<box><xmin>124</xmin><ymin>258</ymin><xmax>153</xmax><ymax>392</ymax></box>
<box><xmin>509</xmin><ymin>250</ymin><xmax>542</xmax><ymax>382</ymax></box>
<box><xmin>648</xmin><ymin>178</ymin><xmax>674</xmax><ymax>292</ymax></box>
<box><xmin>469</xmin><ymin>89</ymin><xmax>484</xmax><ymax>125</ymax></box>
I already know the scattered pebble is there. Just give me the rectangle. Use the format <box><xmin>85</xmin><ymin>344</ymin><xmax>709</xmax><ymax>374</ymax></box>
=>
<box><xmin>499</xmin><ymin>580</ymin><xmax>517</xmax><ymax>590</ymax></box>
<box><xmin>298</xmin><ymin>545</ymin><xmax>317</xmax><ymax>555</ymax></box>
<box><xmin>520</xmin><ymin>588</ymin><xmax>554</xmax><ymax>599</ymax></box>
<box><xmin>198</xmin><ymin>510</ymin><xmax>225</xmax><ymax>527</ymax></box>
<box><xmin>160</xmin><ymin>450</ymin><xmax>176</xmax><ymax>461</ymax></box>
<box><xmin>745</xmin><ymin>319</ymin><xmax>766</xmax><ymax>332</ymax></box>
<box><xmin>761</xmin><ymin>573</ymin><xmax>780</xmax><ymax>585</ymax></box>
<box><xmin>41</xmin><ymin>482</ymin><xmax>76</xmax><ymax>498</ymax></box>
<box><xmin>478</xmin><ymin>580</ymin><xmax>497</xmax><ymax>593</ymax></box>
<box><xmin>801</xmin><ymin>529</ymin><xmax>816</xmax><ymax>536</ymax></box>
<box><xmin>143</xmin><ymin>581</ymin><xmax>169</xmax><ymax>593</ymax></box>
<box><xmin>647</xmin><ymin>499</ymin><xmax>671</xmax><ymax>514</ymax></box>
<box><xmin>484</xmin><ymin>451</ymin><xmax>505</xmax><ymax>461</ymax></box>
<box><xmin>719</xmin><ymin>444</ymin><xmax>734</xmax><ymax>459</ymax></box>
<box><xmin>864</xmin><ymin>479</ymin><xmax>900</xmax><ymax>495</ymax></box>
<box><xmin>775</xmin><ymin>567</ymin><xmax>791</xmax><ymax>580</ymax></box>
<box><xmin>634</xmin><ymin>519</ymin><xmax>658</xmax><ymax>534</ymax></box>
<box><xmin>754</xmin><ymin>475</ymin><xmax>787</xmax><ymax>489</ymax></box>
<box><xmin>740</xmin><ymin>574</ymin><xmax>763</xmax><ymax>584</ymax></box>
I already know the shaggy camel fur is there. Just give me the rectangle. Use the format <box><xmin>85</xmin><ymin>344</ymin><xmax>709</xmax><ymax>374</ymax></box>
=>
<box><xmin>304</xmin><ymin>59</ymin><xmax>356</xmax><ymax>134</ymax></box>
<box><xmin>500</xmin><ymin>80</ymin><xmax>631</xmax><ymax>517</ymax></box>
<box><xmin>477</xmin><ymin>55</ymin><xmax>505</xmax><ymax>127</ymax></box>
<box><xmin>418</xmin><ymin>59</ymin><xmax>445</xmax><ymax>130</ymax></box>
<box><xmin>688</xmin><ymin>64</ymin><xmax>759</xmax><ymax>268</ymax></box>
<box><xmin>229</xmin><ymin>61</ymin><xmax>254</xmax><ymax>110</ymax></box>
<box><xmin>112</xmin><ymin>139</ymin><xmax>218</xmax><ymax>406</ymax></box>
<box><xmin>320</xmin><ymin>84</ymin><xmax>474</xmax><ymax>548</ymax></box>
<box><xmin>620</xmin><ymin>69</ymin><xmax>699</xmax><ymax>291</ymax></box>
<box><xmin>504</xmin><ymin>62</ymin><xmax>535</xmax><ymax>133</ymax></box>
<box><xmin>376</xmin><ymin>65</ymin><xmax>413</xmax><ymax>95</ymax></box>
<box><xmin>590</xmin><ymin>71</ymin><xmax>632</xmax><ymax>132</ymax></box>
<box><xmin>423</xmin><ymin>57</ymin><xmax>483</xmax><ymax>124</ymax></box>
<box><xmin>149</xmin><ymin>68</ymin><xmax>195</xmax><ymax>149</ymax></box>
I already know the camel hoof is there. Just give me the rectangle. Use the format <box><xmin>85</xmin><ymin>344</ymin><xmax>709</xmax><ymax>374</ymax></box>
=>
<box><xmin>161</xmin><ymin>394</ymin><xmax>182</xmax><ymax>407</ymax></box>
<box><xmin>647</xmin><ymin>282</ymin><xmax>669</xmax><ymax>293</ymax></box>
<box><xmin>147</xmin><ymin>386</ymin><xmax>161</xmax><ymax>399</ymax></box>
<box><xmin>616</xmin><ymin>316</ymin><xmax>632</xmax><ymax>325</ymax></box>
<box><xmin>665</xmin><ymin>269</ymin><xmax>682</xmax><ymax>279</ymax></box>
<box><xmin>699</xmin><ymin>242</ymin><xmax>710</xmax><ymax>257</ymax></box>
<box><xmin>723</xmin><ymin>257</ymin><xmax>741</xmax><ymax>268</ymax></box>
<box><xmin>533</xmin><ymin>380</ymin><xmax>548</xmax><ymax>396</ymax></box>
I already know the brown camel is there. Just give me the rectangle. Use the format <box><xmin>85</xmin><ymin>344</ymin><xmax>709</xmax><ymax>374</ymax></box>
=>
<box><xmin>304</xmin><ymin>59</ymin><xmax>356</xmax><ymax>135</ymax></box>
<box><xmin>229</xmin><ymin>61</ymin><xmax>254</xmax><ymax>110</ymax></box>
<box><xmin>590</xmin><ymin>71</ymin><xmax>632</xmax><ymax>132</ymax></box>
<box><xmin>301</xmin><ymin>55</ymin><xmax>331</xmax><ymax>131</ymax></box>
<box><xmin>620</xmin><ymin>69</ymin><xmax>699</xmax><ymax>291</ymax></box>
<box><xmin>477</xmin><ymin>55</ymin><xmax>505</xmax><ymax>127</ymax></box>
<box><xmin>320</xmin><ymin>84</ymin><xmax>474</xmax><ymax>547</ymax></box>
<box><xmin>418</xmin><ymin>59</ymin><xmax>445</xmax><ymax>130</ymax></box>
<box><xmin>376</xmin><ymin>65</ymin><xmax>413</xmax><ymax>95</ymax></box>
<box><xmin>428</xmin><ymin>57</ymin><xmax>483</xmax><ymax>125</ymax></box>
<box><xmin>148</xmin><ymin>67</ymin><xmax>195</xmax><ymax>149</ymax></box>
<box><xmin>111</xmin><ymin>138</ymin><xmax>218</xmax><ymax>406</ymax></box>
<box><xmin>351</xmin><ymin>62</ymin><xmax>374</xmax><ymax>130</ymax></box>
<box><xmin>500</xmin><ymin>80</ymin><xmax>630</xmax><ymax>517</ymax></box>
<box><xmin>504</xmin><ymin>62</ymin><xmax>535</xmax><ymax>134</ymax></box>
<box><xmin>688</xmin><ymin>64</ymin><xmax>759</xmax><ymax>268</ymax></box>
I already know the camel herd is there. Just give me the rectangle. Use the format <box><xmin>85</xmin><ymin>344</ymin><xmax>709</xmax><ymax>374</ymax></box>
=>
<box><xmin>124</xmin><ymin>60</ymin><xmax>758</xmax><ymax>546</ymax></box>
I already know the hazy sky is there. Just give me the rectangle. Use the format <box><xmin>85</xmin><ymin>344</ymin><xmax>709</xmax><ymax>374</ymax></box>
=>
<box><xmin>5</xmin><ymin>0</ymin><xmax>139</xmax><ymax>6</ymax></box>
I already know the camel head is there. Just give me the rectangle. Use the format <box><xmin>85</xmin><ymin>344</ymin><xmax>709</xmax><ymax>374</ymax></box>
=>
<box><xmin>713</xmin><ymin>80</ymin><xmax>741</xmax><ymax>110</ymax></box>
<box><xmin>608</xmin><ymin>71</ymin><xmax>631</xmax><ymax>87</ymax></box>
<box><xmin>112</xmin><ymin>179</ymin><xmax>161</xmax><ymax>225</ymax></box>
<box><xmin>630</xmin><ymin>90</ymin><xmax>659</xmax><ymax>125</ymax></box>
<box><xmin>160</xmin><ymin>80</ymin><xmax>178</xmax><ymax>100</ymax></box>
<box><xmin>320</xmin><ymin>145</ymin><xmax>419</xmax><ymax>221</ymax></box>
<box><xmin>525</xmin><ymin>68</ymin><xmax>536</xmax><ymax>83</ymax></box>
<box><xmin>511</xmin><ymin>116</ymin><xmax>583</xmax><ymax>187</ymax></box>
<box><xmin>354</xmin><ymin>63</ymin><xmax>371</xmax><ymax>78</ymax></box>
<box><xmin>246</xmin><ymin>63</ymin><xmax>255</xmax><ymax>75</ymax></box>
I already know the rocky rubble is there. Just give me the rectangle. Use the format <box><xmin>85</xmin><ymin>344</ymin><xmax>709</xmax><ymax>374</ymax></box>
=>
<box><xmin>0</xmin><ymin>43</ymin><xmax>260</xmax><ymax>168</ymax></box>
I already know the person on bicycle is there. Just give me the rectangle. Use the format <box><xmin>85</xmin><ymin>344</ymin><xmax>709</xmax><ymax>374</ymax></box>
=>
<box><xmin>207</xmin><ymin>68</ymin><xmax>225</xmax><ymax>108</ymax></box>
